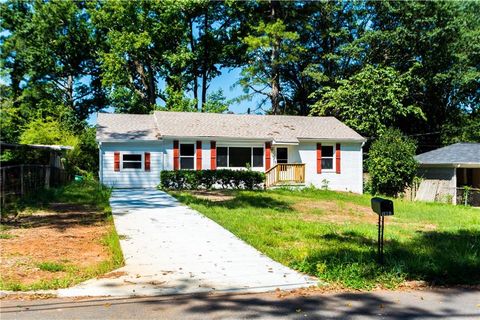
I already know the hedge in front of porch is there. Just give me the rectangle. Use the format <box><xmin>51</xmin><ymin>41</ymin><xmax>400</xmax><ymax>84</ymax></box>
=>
<box><xmin>160</xmin><ymin>169</ymin><xmax>265</xmax><ymax>190</ymax></box>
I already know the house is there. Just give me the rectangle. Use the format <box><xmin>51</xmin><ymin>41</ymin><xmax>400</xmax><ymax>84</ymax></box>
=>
<box><xmin>415</xmin><ymin>143</ymin><xmax>480</xmax><ymax>205</ymax></box>
<box><xmin>96</xmin><ymin>111</ymin><xmax>366</xmax><ymax>192</ymax></box>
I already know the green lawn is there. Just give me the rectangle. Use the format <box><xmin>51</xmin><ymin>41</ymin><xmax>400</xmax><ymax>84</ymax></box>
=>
<box><xmin>171</xmin><ymin>188</ymin><xmax>480</xmax><ymax>290</ymax></box>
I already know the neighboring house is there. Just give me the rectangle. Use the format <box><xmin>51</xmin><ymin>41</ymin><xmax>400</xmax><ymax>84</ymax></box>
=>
<box><xmin>415</xmin><ymin>143</ymin><xmax>480</xmax><ymax>205</ymax></box>
<box><xmin>96</xmin><ymin>111</ymin><xmax>366</xmax><ymax>192</ymax></box>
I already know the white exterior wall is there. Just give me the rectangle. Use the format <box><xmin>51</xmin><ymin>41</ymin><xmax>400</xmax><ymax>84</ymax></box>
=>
<box><xmin>302</xmin><ymin>142</ymin><xmax>363</xmax><ymax>193</ymax></box>
<box><xmin>272</xmin><ymin>142</ymin><xmax>363</xmax><ymax>193</ymax></box>
<box><xmin>100</xmin><ymin>141</ymin><xmax>163</xmax><ymax>188</ymax></box>
<box><xmin>100</xmin><ymin>139</ymin><xmax>364</xmax><ymax>193</ymax></box>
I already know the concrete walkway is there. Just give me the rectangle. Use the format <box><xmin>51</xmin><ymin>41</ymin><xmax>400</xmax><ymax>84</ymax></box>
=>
<box><xmin>59</xmin><ymin>189</ymin><xmax>316</xmax><ymax>297</ymax></box>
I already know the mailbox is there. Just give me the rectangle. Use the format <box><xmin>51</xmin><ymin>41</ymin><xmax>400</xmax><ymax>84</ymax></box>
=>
<box><xmin>371</xmin><ymin>197</ymin><xmax>394</xmax><ymax>216</ymax></box>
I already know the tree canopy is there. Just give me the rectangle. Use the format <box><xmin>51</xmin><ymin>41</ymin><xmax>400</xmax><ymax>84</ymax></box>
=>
<box><xmin>1</xmin><ymin>0</ymin><xmax>478</xmax><ymax>172</ymax></box>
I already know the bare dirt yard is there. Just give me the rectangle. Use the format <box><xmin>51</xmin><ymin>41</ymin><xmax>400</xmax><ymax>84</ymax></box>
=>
<box><xmin>0</xmin><ymin>181</ymin><xmax>123</xmax><ymax>291</ymax></box>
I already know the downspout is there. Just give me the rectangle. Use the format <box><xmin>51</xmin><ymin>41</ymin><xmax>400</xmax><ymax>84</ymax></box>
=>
<box><xmin>161</xmin><ymin>139</ymin><xmax>165</xmax><ymax>172</ymax></box>
<box><xmin>98</xmin><ymin>141</ymin><xmax>103</xmax><ymax>185</ymax></box>
<box><xmin>361</xmin><ymin>141</ymin><xmax>366</xmax><ymax>194</ymax></box>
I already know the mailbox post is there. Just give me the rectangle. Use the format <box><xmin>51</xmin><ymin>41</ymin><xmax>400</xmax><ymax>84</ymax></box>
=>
<box><xmin>371</xmin><ymin>197</ymin><xmax>394</xmax><ymax>264</ymax></box>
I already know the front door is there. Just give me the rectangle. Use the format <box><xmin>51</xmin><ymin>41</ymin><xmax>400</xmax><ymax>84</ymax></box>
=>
<box><xmin>276</xmin><ymin>147</ymin><xmax>288</xmax><ymax>164</ymax></box>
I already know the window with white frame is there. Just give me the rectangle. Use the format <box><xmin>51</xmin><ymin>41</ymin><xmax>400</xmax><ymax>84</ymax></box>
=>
<box><xmin>122</xmin><ymin>154</ymin><xmax>142</xmax><ymax>169</ymax></box>
<box><xmin>216</xmin><ymin>147</ymin><xmax>264</xmax><ymax>168</ymax></box>
<box><xmin>321</xmin><ymin>145</ymin><xmax>334</xmax><ymax>170</ymax></box>
<box><xmin>180</xmin><ymin>143</ymin><xmax>195</xmax><ymax>169</ymax></box>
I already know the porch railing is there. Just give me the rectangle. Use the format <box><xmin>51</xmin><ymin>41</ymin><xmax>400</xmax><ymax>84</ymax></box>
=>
<box><xmin>265</xmin><ymin>163</ymin><xmax>305</xmax><ymax>188</ymax></box>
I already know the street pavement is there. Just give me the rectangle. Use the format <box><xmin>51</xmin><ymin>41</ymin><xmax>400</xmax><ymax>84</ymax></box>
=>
<box><xmin>2</xmin><ymin>288</ymin><xmax>479</xmax><ymax>319</ymax></box>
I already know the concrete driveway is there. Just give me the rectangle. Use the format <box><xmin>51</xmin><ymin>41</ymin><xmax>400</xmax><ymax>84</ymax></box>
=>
<box><xmin>59</xmin><ymin>189</ymin><xmax>315</xmax><ymax>297</ymax></box>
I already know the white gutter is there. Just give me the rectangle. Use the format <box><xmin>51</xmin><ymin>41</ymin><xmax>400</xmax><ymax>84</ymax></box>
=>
<box><xmin>96</xmin><ymin>139</ymin><xmax>163</xmax><ymax>143</ymax></box>
<box><xmin>418</xmin><ymin>163</ymin><xmax>480</xmax><ymax>168</ymax></box>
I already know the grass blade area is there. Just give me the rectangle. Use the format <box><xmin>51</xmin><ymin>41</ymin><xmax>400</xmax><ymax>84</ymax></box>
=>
<box><xmin>171</xmin><ymin>188</ymin><xmax>480</xmax><ymax>290</ymax></box>
<box><xmin>0</xmin><ymin>180</ymin><xmax>124</xmax><ymax>291</ymax></box>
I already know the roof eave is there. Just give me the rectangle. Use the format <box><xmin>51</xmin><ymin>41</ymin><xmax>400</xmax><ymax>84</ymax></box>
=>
<box><xmin>418</xmin><ymin>162</ymin><xmax>480</xmax><ymax>168</ymax></box>
<box><xmin>96</xmin><ymin>138</ymin><xmax>163</xmax><ymax>143</ymax></box>
<box><xmin>298</xmin><ymin>137</ymin><xmax>367</xmax><ymax>143</ymax></box>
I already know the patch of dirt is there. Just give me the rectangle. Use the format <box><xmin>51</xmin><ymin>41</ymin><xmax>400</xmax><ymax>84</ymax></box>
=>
<box><xmin>0</xmin><ymin>204</ymin><xmax>111</xmax><ymax>287</ymax></box>
<box><xmin>189</xmin><ymin>190</ymin><xmax>235</xmax><ymax>202</ymax></box>
<box><xmin>0</xmin><ymin>293</ymin><xmax>57</xmax><ymax>301</ymax></box>
<box><xmin>293</xmin><ymin>200</ymin><xmax>377</xmax><ymax>224</ymax></box>
<box><xmin>293</xmin><ymin>200</ymin><xmax>437</xmax><ymax>231</ymax></box>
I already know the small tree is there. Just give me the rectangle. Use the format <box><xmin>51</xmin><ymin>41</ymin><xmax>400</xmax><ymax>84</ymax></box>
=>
<box><xmin>367</xmin><ymin>128</ymin><xmax>418</xmax><ymax>197</ymax></box>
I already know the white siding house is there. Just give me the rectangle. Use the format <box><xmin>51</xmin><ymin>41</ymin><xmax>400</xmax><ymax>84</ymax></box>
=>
<box><xmin>97</xmin><ymin>111</ymin><xmax>366</xmax><ymax>193</ymax></box>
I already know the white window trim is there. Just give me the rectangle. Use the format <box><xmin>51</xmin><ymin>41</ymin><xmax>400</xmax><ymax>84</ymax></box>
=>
<box><xmin>179</xmin><ymin>143</ymin><xmax>195</xmax><ymax>170</ymax></box>
<box><xmin>321</xmin><ymin>144</ymin><xmax>336</xmax><ymax>173</ymax></box>
<box><xmin>216</xmin><ymin>146</ymin><xmax>264</xmax><ymax>169</ymax></box>
<box><xmin>121</xmin><ymin>152</ymin><xmax>144</xmax><ymax>171</ymax></box>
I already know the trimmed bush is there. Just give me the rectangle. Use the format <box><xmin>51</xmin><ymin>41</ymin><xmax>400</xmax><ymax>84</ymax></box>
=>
<box><xmin>160</xmin><ymin>169</ymin><xmax>265</xmax><ymax>190</ymax></box>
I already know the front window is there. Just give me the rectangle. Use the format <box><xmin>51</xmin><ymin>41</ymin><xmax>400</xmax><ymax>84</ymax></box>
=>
<box><xmin>321</xmin><ymin>146</ymin><xmax>334</xmax><ymax>170</ymax></box>
<box><xmin>180</xmin><ymin>143</ymin><xmax>195</xmax><ymax>169</ymax></box>
<box><xmin>122</xmin><ymin>154</ymin><xmax>142</xmax><ymax>169</ymax></box>
<box><xmin>229</xmin><ymin>147</ymin><xmax>251</xmax><ymax>167</ymax></box>
<box><xmin>216</xmin><ymin>147</ymin><xmax>264</xmax><ymax>168</ymax></box>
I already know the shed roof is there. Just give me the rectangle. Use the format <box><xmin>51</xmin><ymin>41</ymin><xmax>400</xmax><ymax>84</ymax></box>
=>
<box><xmin>415</xmin><ymin>143</ymin><xmax>480</xmax><ymax>166</ymax></box>
<box><xmin>96</xmin><ymin>111</ymin><xmax>365</xmax><ymax>143</ymax></box>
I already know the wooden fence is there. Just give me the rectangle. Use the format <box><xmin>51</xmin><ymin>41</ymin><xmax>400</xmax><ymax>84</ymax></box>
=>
<box><xmin>0</xmin><ymin>164</ymin><xmax>71</xmax><ymax>210</ymax></box>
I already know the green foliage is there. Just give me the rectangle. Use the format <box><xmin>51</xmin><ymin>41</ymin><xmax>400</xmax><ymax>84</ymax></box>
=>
<box><xmin>160</xmin><ymin>170</ymin><xmax>265</xmax><ymax>190</ymax></box>
<box><xmin>241</xmin><ymin>16</ymin><xmax>304</xmax><ymax>113</ymax></box>
<box><xmin>310</xmin><ymin>65</ymin><xmax>425</xmax><ymax>138</ymax></box>
<box><xmin>19</xmin><ymin>117</ymin><xmax>78</xmax><ymax>147</ymax></box>
<box><xmin>1</xmin><ymin>0</ymin><xmax>479</xmax><ymax>157</ymax></box>
<box><xmin>441</xmin><ymin>111</ymin><xmax>480</xmax><ymax>145</ymax></box>
<box><xmin>202</xmin><ymin>89</ymin><xmax>230</xmax><ymax>113</ymax></box>
<box><xmin>37</xmin><ymin>262</ymin><xmax>66</xmax><ymax>272</ymax></box>
<box><xmin>71</xmin><ymin>127</ymin><xmax>99</xmax><ymax>175</ymax></box>
<box><xmin>367</xmin><ymin>128</ymin><xmax>418</xmax><ymax>197</ymax></box>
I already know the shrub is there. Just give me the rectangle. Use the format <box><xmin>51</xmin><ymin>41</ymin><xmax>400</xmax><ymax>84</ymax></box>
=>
<box><xmin>367</xmin><ymin>128</ymin><xmax>418</xmax><ymax>197</ymax></box>
<box><xmin>160</xmin><ymin>169</ymin><xmax>265</xmax><ymax>190</ymax></box>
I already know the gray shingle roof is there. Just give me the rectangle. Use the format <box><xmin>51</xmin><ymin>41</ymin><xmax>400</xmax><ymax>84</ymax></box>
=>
<box><xmin>96</xmin><ymin>113</ymin><xmax>159</xmax><ymax>141</ymax></box>
<box><xmin>96</xmin><ymin>111</ymin><xmax>365</xmax><ymax>142</ymax></box>
<box><xmin>415</xmin><ymin>143</ymin><xmax>480</xmax><ymax>166</ymax></box>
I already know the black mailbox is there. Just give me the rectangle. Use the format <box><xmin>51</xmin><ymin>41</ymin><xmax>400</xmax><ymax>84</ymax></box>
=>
<box><xmin>371</xmin><ymin>197</ymin><xmax>394</xmax><ymax>216</ymax></box>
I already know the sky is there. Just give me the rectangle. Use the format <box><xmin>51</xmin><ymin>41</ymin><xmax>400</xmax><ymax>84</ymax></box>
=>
<box><xmin>87</xmin><ymin>67</ymin><xmax>265</xmax><ymax>126</ymax></box>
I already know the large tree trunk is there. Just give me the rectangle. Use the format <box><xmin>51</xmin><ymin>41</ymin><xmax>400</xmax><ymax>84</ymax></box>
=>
<box><xmin>188</xmin><ymin>17</ymin><xmax>199</xmax><ymax>111</ymax></box>
<box><xmin>270</xmin><ymin>1</ymin><xmax>281</xmax><ymax>115</ymax></box>
<box><xmin>66</xmin><ymin>74</ymin><xmax>74</xmax><ymax>110</ymax></box>
<box><xmin>147</xmin><ymin>63</ymin><xmax>156</xmax><ymax>107</ymax></box>
<box><xmin>200</xmin><ymin>8</ymin><xmax>209</xmax><ymax>112</ymax></box>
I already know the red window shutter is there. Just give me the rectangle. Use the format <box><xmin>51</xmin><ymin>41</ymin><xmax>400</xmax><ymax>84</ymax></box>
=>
<box><xmin>196</xmin><ymin>141</ymin><xmax>202</xmax><ymax>170</ymax></box>
<box><xmin>210</xmin><ymin>141</ymin><xmax>216</xmax><ymax>170</ymax></box>
<box><xmin>335</xmin><ymin>143</ymin><xmax>341</xmax><ymax>174</ymax></box>
<box><xmin>316</xmin><ymin>143</ymin><xmax>322</xmax><ymax>174</ymax></box>
<box><xmin>114</xmin><ymin>152</ymin><xmax>120</xmax><ymax>172</ymax></box>
<box><xmin>265</xmin><ymin>142</ymin><xmax>271</xmax><ymax>170</ymax></box>
<box><xmin>173</xmin><ymin>140</ymin><xmax>179</xmax><ymax>170</ymax></box>
<box><xmin>145</xmin><ymin>152</ymin><xmax>151</xmax><ymax>172</ymax></box>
